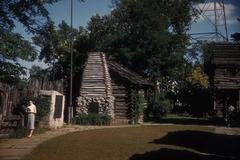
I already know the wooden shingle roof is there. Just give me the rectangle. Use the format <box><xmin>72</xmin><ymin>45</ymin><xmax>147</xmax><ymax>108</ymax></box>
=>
<box><xmin>107</xmin><ymin>61</ymin><xmax>153</xmax><ymax>86</ymax></box>
<box><xmin>212</xmin><ymin>42</ymin><xmax>240</xmax><ymax>66</ymax></box>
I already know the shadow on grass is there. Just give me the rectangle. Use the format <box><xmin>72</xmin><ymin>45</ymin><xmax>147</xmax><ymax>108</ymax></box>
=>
<box><xmin>129</xmin><ymin>148</ymin><xmax>225</xmax><ymax>160</ymax></box>
<box><xmin>154</xmin><ymin>117</ymin><xmax>225</xmax><ymax>126</ymax></box>
<box><xmin>129</xmin><ymin>130</ymin><xmax>240</xmax><ymax>160</ymax></box>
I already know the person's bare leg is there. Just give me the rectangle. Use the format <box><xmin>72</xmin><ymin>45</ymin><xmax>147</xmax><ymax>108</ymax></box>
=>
<box><xmin>28</xmin><ymin>130</ymin><xmax>33</xmax><ymax>137</ymax></box>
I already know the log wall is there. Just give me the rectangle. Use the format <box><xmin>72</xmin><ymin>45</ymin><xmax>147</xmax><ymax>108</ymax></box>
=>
<box><xmin>210</xmin><ymin>43</ymin><xmax>240</xmax><ymax>116</ymax></box>
<box><xmin>110</xmin><ymin>71</ymin><xmax>131</xmax><ymax>121</ymax></box>
<box><xmin>213</xmin><ymin>43</ymin><xmax>240</xmax><ymax>89</ymax></box>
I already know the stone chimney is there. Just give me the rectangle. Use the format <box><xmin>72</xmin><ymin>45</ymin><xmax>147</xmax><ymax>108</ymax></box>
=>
<box><xmin>76</xmin><ymin>52</ymin><xmax>114</xmax><ymax>118</ymax></box>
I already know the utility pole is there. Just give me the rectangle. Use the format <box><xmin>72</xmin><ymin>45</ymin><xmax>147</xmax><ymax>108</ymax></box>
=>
<box><xmin>214</xmin><ymin>1</ymin><xmax>219</xmax><ymax>41</ymax></box>
<box><xmin>68</xmin><ymin>0</ymin><xmax>73</xmax><ymax>123</ymax></box>
<box><xmin>222</xmin><ymin>0</ymin><xmax>229</xmax><ymax>41</ymax></box>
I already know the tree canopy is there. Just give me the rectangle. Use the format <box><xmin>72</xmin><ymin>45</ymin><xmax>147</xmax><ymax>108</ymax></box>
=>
<box><xmin>0</xmin><ymin>0</ymin><xmax>59</xmax><ymax>84</ymax></box>
<box><xmin>33</xmin><ymin>21</ymin><xmax>90</xmax><ymax>79</ymax></box>
<box><xmin>87</xmin><ymin>0</ymin><xmax>199</xmax><ymax>87</ymax></box>
<box><xmin>35</xmin><ymin>0</ymin><xmax>199</xmax><ymax>87</ymax></box>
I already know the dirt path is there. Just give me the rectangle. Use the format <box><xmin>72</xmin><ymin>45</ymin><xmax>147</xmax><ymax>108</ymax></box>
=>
<box><xmin>214</xmin><ymin>126</ymin><xmax>240</xmax><ymax>135</ymax></box>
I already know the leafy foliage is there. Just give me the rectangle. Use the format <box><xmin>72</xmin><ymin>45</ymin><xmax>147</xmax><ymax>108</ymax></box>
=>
<box><xmin>9</xmin><ymin>127</ymin><xmax>28</xmax><ymax>139</ymax></box>
<box><xmin>148</xmin><ymin>92</ymin><xmax>172</xmax><ymax>120</ymax></box>
<box><xmin>177</xmin><ymin>87</ymin><xmax>213</xmax><ymax>116</ymax></box>
<box><xmin>131</xmin><ymin>92</ymin><xmax>145</xmax><ymax>123</ymax></box>
<box><xmin>87</xmin><ymin>0</ymin><xmax>197</xmax><ymax>83</ymax></box>
<box><xmin>186</xmin><ymin>66</ymin><xmax>209</xmax><ymax>88</ymax></box>
<box><xmin>31</xmin><ymin>0</ymin><xmax>211</xmax><ymax>117</ymax></box>
<box><xmin>73</xmin><ymin>113</ymin><xmax>111</xmax><ymax>125</ymax></box>
<box><xmin>0</xmin><ymin>29</ymin><xmax>36</xmax><ymax>84</ymax></box>
<box><xmin>231</xmin><ymin>32</ymin><xmax>240</xmax><ymax>42</ymax></box>
<box><xmin>17</xmin><ymin>96</ymin><xmax>51</xmax><ymax>123</ymax></box>
<box><xmin>0</xmin><ymin>0</ymin><xmax>59</xmax><ymax>84</ymax></box>
<box><xmin>33</xmin><ymin>21</ymin><xmax>89</xmax><ymax>79</ymax></box>
<box><xmin>34</xmin><ymin>0</ymin><xmax>198</xmax><ymax>86</ymax></box>
<box><xmin>0</xmin><ymin>0</ymin><xmax>59</xmax><ymax>32</ymax></box>
<box><xmin>230</xmin><ymin>18</ymin><xmax>240</xmax><ymax>42</ymax></box>
<box><xmin>29</xmin><ymin>65</ymin><xmax>50</xmax><ymax>79</ymax></box>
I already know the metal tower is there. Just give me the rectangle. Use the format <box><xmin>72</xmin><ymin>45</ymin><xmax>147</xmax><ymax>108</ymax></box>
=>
<box><xmin>190</xmin><ymin>0</ymin><xmax>229</xmax><ymax>42</ymax></box>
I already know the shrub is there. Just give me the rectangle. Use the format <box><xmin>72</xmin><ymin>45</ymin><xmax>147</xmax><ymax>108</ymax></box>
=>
<box><xmin>16</xmin><ymin>96</ymin><xmax>51</xmax><ymax>125</ymax></box>
<box><xmin>73</xmin><ymin>113</ymin><xmax>111</xmax><ymax>125</ymax></box>
<box><xmin>131</xmin><ymin>92</ymin><xmax>145</xmax><ymax>123</ymax></box>
<box><xmin>9</xmin><ymin>127</ymin><xmax>28</xmax><ymax>139</ymax></box>
<box><xmin>149</xmin><ymin>92</ymin><xmax>171</xmax><ymax>120</ymax></box>
<box><xmin>177</xmin><ymin>87</ymin><xmax>213</xmax><ymax>116</ymax></box>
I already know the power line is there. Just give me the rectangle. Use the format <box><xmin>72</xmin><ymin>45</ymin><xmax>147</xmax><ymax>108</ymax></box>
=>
<box><xmin>190</xmin><ymin>0</ymin><xmax>228</xmax><ymax>43</ymax></box>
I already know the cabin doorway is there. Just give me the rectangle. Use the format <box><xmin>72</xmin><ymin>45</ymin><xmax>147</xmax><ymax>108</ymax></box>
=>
<box><xmin>88</xmin><ymin>102</ymin><xmax>99</xmax><ymax>114</ymax></box>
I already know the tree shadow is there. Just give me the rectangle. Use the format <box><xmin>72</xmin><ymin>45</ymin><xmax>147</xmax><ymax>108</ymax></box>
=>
<box><xmin>129</xmin><ymin>148</ymin><xmax>226</xmax><ymax>160</ymax></box>
<box><xmin>129</xmin><ymin>130</ymin><xmax>240</xmax><ymax>160</ymax></box>
<box><xmin>154</xmin><ymin>117</ymin><xmax>225</xmax><ymax>126</ymax></box>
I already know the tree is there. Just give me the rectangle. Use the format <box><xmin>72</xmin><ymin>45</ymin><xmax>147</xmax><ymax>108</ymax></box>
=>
<box><xmin>29</xmin><ymin>65</ymin><xmax>50</xmax><ymax>79</ymax></box>
<box><xmin>0</xmin><ymin>0</ymin><xmax>60</xmax><ymax>84</ymax></box>
<box><xmin>87</xmin><ymin>0</ymin><xmax>198</xmax><ymax>88</ymax></box>
<box><xmin>33</xmin><ymin>21</ymin><xmax>90</xmax><ymax>79</ymax></box>
<box><xmin>231</xmin><ymin>33</ymin><xmax>240</xmax><ymax>42</ymax></box>
<box><xmin>33</xmin><ymin>0</ymin><xmax>200</xmax><ymax>88</ymax></box>
<box><xmin>186</xmin><ymin>66</ymin><xmax>209</xmax><ymax>88</ymax></box>
<box><xmin>231</xmin><ymin>18</ymin><xmax>240</xmax><ymax>42</ymax></box>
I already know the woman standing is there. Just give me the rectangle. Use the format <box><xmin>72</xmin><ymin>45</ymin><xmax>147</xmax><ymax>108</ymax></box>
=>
<box><xmin>26</xmin><ymin>100</ymin><xmax>37</xmax><ymax>137</ymax></box>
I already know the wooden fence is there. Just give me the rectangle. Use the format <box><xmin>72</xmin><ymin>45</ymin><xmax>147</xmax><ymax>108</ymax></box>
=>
<box><xmin>0</xmin><ymin>78</ymin><xmax>64</xmax><ymax>122</ymax></box>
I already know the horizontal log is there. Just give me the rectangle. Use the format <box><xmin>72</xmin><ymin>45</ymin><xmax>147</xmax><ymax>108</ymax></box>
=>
<box><xmin>113</xmin><ymin>92</ymin><xmax>127</xmax><ymax>95</ymax></box>
<box><xmin>81</xmin><ymin>84</ymin><xmax>106</xmax><ymax>87</ymax></box>
<box><xmin>80</xmin><ymin>93</ymin><xmax>106</xmax><ymax>96</ymax></box>
<box><xmin>113</xmin><ymin>93</ymin><xmax>127</xmax><ymax>96</ymax></box>
<box><xmin>115</xmin><ymin>108</ymin><xmax>128</xmax><ymax>111</ymax></box>
<box><xmin>115</xmin><ymin>104</ymin><xmax>127</xmax><ymax>107</ymax></box>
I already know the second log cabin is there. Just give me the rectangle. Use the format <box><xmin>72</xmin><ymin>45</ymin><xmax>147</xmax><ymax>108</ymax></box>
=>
<box><xmin>205</xmin><ymin>42</ymin><xmax>240</xmax><ymax>116</ymax></box>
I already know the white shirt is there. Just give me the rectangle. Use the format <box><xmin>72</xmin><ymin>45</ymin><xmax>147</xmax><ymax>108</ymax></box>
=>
<box><xmin>229</xmin><ymin>105</ymin><xmax>235</xmax><ymax>112</ymax></box>
<box><xmin>27</xmin><ymin>104</ymin><xmax>37</xmax><ymax>114</ymax></box>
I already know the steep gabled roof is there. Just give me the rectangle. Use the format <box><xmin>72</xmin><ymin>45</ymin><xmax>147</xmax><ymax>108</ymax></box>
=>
<box><xmin>107</xmin><ymin>61</ymin><xmax>153</xmax><ymax>86</ymax></box>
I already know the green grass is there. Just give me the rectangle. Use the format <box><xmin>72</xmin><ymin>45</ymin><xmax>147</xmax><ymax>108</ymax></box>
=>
<box><xmin>22</xmin><ymin>125</ymin><xmax>240</xmax><ymax>160</ymax></box>
<box><xmin>155</xmin><ymin>113</ymin><xmax>225</xmax><ymax>126</ymax></box>
<box><xmin>164</xmin><ymin>113</ymin><xmax>208</xmax><ymax>120</ymax></box>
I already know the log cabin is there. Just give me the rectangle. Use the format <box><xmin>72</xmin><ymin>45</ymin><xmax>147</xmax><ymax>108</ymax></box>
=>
<box><xmin>205</xmin><ymin>42</ymin><xmax>240</xmax><ymax>116</ymax></box>
<box><xmin>76</xmin><ymin>52</ymin><xmax>153</xmax><ymax>124</ymax></box>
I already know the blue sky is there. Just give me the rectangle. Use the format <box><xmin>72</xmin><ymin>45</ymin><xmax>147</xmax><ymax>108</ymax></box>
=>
<box><xmin>14</xmin><ymin>0</ymin><xmax>240</xmax><ymax>73</ymax></box>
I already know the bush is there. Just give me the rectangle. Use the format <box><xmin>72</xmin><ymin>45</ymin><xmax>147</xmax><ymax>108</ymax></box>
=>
<box><xmin>177</xmin><ymin>87</ymin><xmax>213</xmax><ymax>116</ymax></box>
<box><xmin>149</xmin><ymin>92</ymin><xmax>171</xmax><ymax>120</ymax></box>
<box><xmin>9</xmin><ymin>127</ymin><xmax>28</xmax><ymax>139</ymax></box>
<box><xmin>16</xmin><ymin>96</ymin><xmax>51</xmax><ymax>125</ymax></box>
<box><xmin>73</xmin><ymin>113</ymin><xmax>112</xmax><ymax>125</ymax></box>
<box><xmin>131</xmin><ymin>92</ymin><xmax>145</xmax><ymax>123</ymax></box>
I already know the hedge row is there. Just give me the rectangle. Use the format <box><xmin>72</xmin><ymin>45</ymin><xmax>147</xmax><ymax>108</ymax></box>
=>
<box><xmin>73</xmin><ymin>113</ymin><xmax>111</xmax><ymax>125</ymax></box>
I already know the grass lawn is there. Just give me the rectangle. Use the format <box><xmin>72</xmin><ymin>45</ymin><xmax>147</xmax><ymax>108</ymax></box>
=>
<box><xmin>23</xmin><ymin>125</ymin><xmax>240</xmax><ymax>160</ymax></box>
